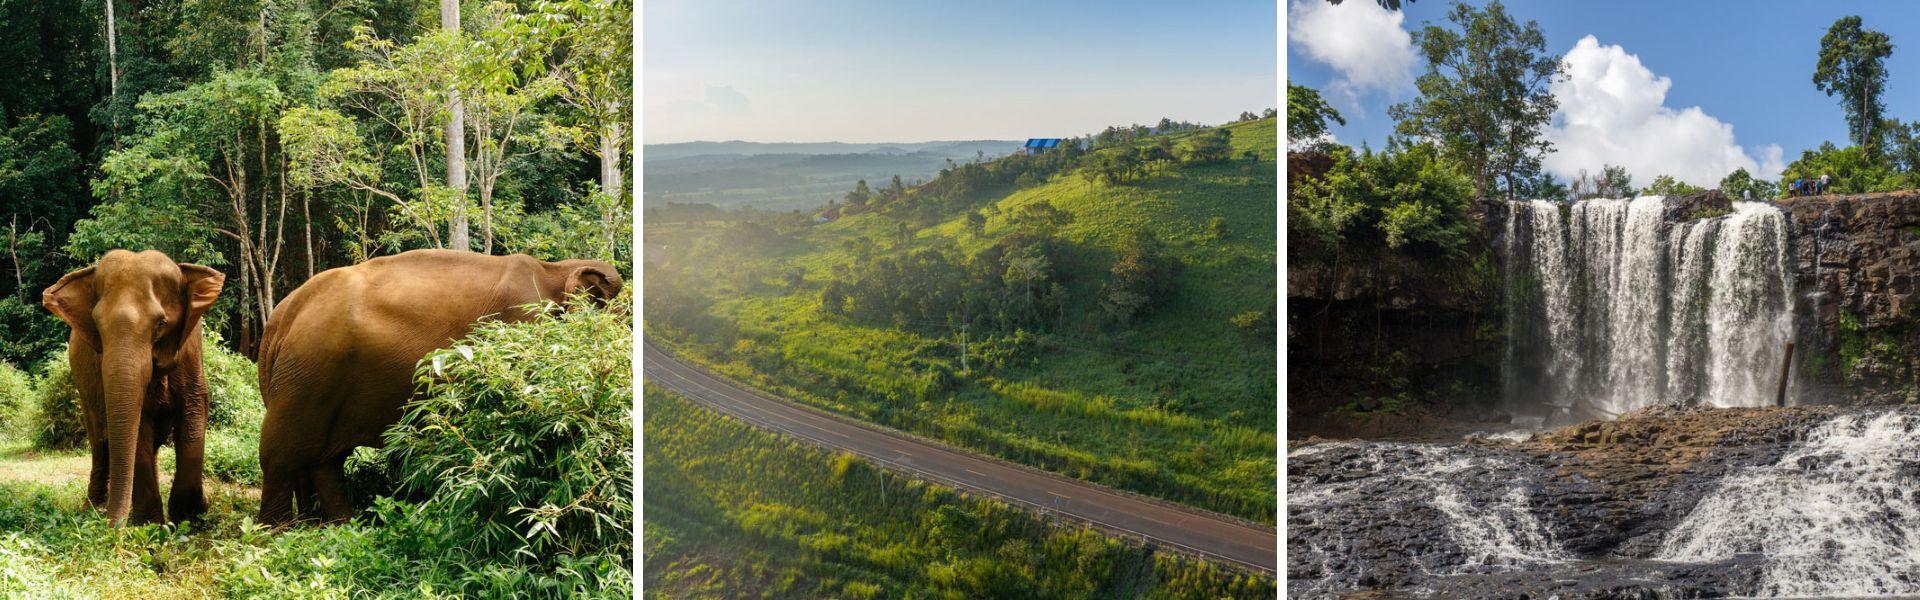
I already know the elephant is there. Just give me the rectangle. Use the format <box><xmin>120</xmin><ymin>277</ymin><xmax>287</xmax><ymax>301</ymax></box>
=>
<box><xmin>42</xmin><ymin>250</ymin><xmax>225</xmax><ymax>526</ymax></box>
<box><xmin>254</xmin><ymin>249</ymin><xmax>622</xmax><ymax>525</ymax></box>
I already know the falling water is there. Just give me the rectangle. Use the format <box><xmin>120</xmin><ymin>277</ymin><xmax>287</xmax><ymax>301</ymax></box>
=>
<box><xmin>1657</xmin><ymin>409</ymin><xmax>1920</xmax><ymax>597</ymax></box>
<box><xmin>1508</xmin><ymin>197</ymin><xmax>1794</xmax><ymax>417</ymax></box>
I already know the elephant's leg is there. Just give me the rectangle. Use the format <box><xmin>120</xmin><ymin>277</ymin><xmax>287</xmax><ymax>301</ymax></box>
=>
<box><xmin>86</xmin><ymin>438</ymin><xmax>109</xmax><ymax>510</ymax></box>
<box><xmin>312</xmin><ymin>455</ymin><xmax>355</xmax><ymax>523</ymax></box>
<box><xmin>294</xmin><ymin>474</ymin><xmax>322</xmax><ymax>522</ymax></box>
<box><xmin>168</xmin><ymin>411</ymin><xmax>208</xmax><ymax>524</ymax></box>
<box><xmin>129</xmin><ymin>419</ymin><xmax>166</xmax><ymax>525</ymax></box>
<box><xmin>257</xmin><ymin>463</ymin><xmax>302</xmax><ymax>527</ymax></box>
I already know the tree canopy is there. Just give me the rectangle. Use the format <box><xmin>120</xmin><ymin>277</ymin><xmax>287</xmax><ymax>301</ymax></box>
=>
<box><xmin>1390</xmin><ymin>0</ymin><xmax>1560</xmax><ymax>202</ymax></box>
<box><xmin>1815</xmin><ymin>16</ymin><xmax>1895</xmax><ymax>152</ymax></box>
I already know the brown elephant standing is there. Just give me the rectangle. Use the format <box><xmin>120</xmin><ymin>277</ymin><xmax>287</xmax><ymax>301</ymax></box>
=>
<box><xmin>255</xmin><ymin>249</ymin><xmax>621</xmax><ymax>525</ymax></box>
<box><xmin>43</xmin><ymin>250</ymin><xmax>225</xmax><ymax>526</ymax></box>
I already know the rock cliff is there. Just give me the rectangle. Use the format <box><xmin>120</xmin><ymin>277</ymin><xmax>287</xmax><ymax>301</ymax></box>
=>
<box><xmin>1783</xmin><ymin>191</ymin><xmax>1920</xmax><ymax>400</ymax></box>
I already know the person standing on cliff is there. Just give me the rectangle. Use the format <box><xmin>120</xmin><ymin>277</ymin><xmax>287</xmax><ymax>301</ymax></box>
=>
<box><xmin>1820</xmin><ymin>173</ymin><xmax>1832</xmax><ymax>194</ymax></box>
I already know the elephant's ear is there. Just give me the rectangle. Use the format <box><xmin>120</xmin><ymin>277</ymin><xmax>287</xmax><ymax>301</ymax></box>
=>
<box><xmin>178</xmin><ymin>264</ymin><xmax>225</xmax><ymax>329</ymax></box>
<box><xmin>563</xmin><ymin>266</ymin><xmax>621</xmax><ymax>301</ymax></box>
<box><xmin>43</xmin><ymin>266</ymin><xmax>101</xmax><ymax>351</ymax></box>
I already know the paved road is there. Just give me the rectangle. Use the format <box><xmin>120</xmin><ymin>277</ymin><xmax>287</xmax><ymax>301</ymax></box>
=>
<box><xmin>643</xmin><ymin>340</ymin><xmax>1277</xmax><ymax>574</ymax></box>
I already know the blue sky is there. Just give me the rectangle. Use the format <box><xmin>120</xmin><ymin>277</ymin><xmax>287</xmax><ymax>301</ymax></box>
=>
<box><xmin>1287</xmin><ymin>0</ymin><xmax>1920</xmax><ymax>186</ymax></box>
<box><xmin>644</xmin><ymin>0</ymin><xmax>1277</xmax><ymax>144</ymax></box>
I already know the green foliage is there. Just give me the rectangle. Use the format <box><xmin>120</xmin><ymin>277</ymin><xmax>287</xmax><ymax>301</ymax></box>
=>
<box><xmin>1182</xmin><ymin>128</ymin><xmax>1235</xmax><ymax>165</ymax></box>
<box><xmin>1570</xmin><ymin>164</ymin><xmax>1636</xmax><ymax>199</ymax></box>
<box><xmin>1101</xmin><ymin>231</ymin><xmax>1184</xmax><ymax>325</ymax></box>
<box><xmin>27</xmin><ymin>353</ymin><xmax>82</xmax><ymax>452</ymax></box>
<box><xmin>1287</xmin><ymin>81</ymin><xmax>1345</xmax><ymax>149</ymax></box>
<box><xmin>0</xmin><ymin>362</ymin><xmax>29</xmax><ymax>435</ymax></box>
<box><xmin>380</xmin><ymin>294</ymin><xmax>633</xmax><ymax>589</ymax></box>
<box><xmin>1390</xmin><ymin>0</ymin><xmax>1559</xmax><ymax>197</ymax></box>
<box><xmin>1814</xmin><ymin>16</ymin><xmax>1894</xmax><ymax>150</ymax></box>
<box><xmin>1290</xmin><ymin>143</ymin><xmax>1476</xmax><ymax>258</ymax></box>
<box><xmin>644</xmin><ymin>387</ymin><xmax>1274</xmax><ymax>599</ymax></box>
<box><xmin>1643</xmin><ymin>175</ymin><xmax>1705</xmax><ymax>196</ymax></box>
<box><xmin>0</xmin><ymin>297</ymin><xmax>64</xmax><ymax>368</ymax></box>
<box><xmin>1719</xmin><ymin>167</ymin><xmax>1779</xmax><ymax>201</ymax></box>
<box><xmin>1778</xmin><ymin>142</ymin><xmax>1915</xmax><ymax>197</ymax></box>
<box><xmin>1510</xmin><ymin>171</ymin><xmax>1568</xmax><ymax>201</ymax></box>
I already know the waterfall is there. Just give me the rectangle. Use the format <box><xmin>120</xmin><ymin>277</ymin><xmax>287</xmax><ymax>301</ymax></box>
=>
<box><xmin>1657</xmin><ymin>409</ymin><xmax>1920</xmax><ymax>597</ymax></box>
<box><xmin>1508</xmin><ymin>197</ymin><xmax>1794</xmax><ymax>417</ymax></box>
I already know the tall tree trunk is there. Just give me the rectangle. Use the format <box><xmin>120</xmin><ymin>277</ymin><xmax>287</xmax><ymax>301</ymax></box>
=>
<box><xmin>304</xmin><ymin>188</ymin><xmax>314</xmax><ymax>280</ymax></box>
<box><xmin>443</xmin><ymin>0</ymin><xmax>469</xmax><ymax>251</ymax></box>
<box><xmin>105</xmin><ymin>0</ymin><xmax>123</xmax><ymax>200</ymax></box>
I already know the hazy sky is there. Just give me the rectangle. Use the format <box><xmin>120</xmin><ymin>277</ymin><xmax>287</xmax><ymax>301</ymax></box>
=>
<box><xmin>1288</xmin><ymin>0</ymin><xmax>1920</xmax><ymax>187</ymax></box>
<box><xmin>644</xmin><ymin>0</ymin><xmax>1277</xmax><ymax>144</ymax></box>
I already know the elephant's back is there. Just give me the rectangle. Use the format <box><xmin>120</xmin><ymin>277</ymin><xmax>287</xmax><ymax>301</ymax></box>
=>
<box><xmin>258</xmin><ymin>251</ymin><xmax>546</xmax><ymax>403</ymax></box>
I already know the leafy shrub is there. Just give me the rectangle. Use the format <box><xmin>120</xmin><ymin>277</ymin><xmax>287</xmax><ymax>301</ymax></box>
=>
<box><xmin>1289</xmin><ymin>143</ymin><xmax>1475</xmax><ymax>260</ymax></box>
<box><xmin>202</xmin><ymin>429</ymin><xmax>261</xmax><ymax>485</ymax></box>
<box><xmin>0</xmin><ymin>362</ymin><xmax>31</xmax><ymax>435</ymax></box>
<box><xmin>28</xmin><ymin>353</ymin><xmax>84</xmax><ymax>451</ymax></box>
<box><xmin>380</xmin><ymin>294</ymin><xmax>633</xmax><ymax>592</ymax></box>
<box><xmin>202</xmin><ymin>330</ymin><xmax>262</xmax><ymax>431</ymax></box>
<box><xmin>1777</xmin><ymin>141</ymin><xmax>1916</xmax><ymax>196</ymax></box>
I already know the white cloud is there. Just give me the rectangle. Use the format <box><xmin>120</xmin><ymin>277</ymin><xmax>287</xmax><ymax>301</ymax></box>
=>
<box><xmin>1288</xmin><ymin>0</ymin><xmax>1415</xmax><ymax>100</ymax></box>
<box><xmin>1543</xmin><ymin>36</ymin><xmax>1782</xmax><ymax>188</ymax></box>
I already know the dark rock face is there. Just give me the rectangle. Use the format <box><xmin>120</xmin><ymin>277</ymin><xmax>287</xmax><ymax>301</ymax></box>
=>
<box><xmin>1662</xmin><ymin>189</ymin><xmax>1733</xmax><ymax>223</ymax></box>
<box><xmin>1288</xmin><ymin>407</ymin><xmax>1835</xmax><ymax>599</ymax></box>
<box><xmin>1782</xmin><ymin>192</ymin><xmax>1920</xmax><ymax>399</ymax></box>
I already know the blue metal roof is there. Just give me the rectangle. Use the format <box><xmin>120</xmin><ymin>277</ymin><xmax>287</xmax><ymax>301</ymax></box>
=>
<box><xmin>1024</xmin><ymin>138</ymin><xmax>1061</xmax><ymax>148</ymax></box>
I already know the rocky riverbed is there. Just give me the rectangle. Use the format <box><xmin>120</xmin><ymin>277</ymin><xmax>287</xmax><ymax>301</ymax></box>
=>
<box><xmin>1287</xmin><ymin>405</ymin><xmax>1920</xmax><ymax>599</ymax></box>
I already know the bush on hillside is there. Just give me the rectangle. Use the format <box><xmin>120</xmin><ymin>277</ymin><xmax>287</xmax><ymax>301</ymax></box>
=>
<box><xmin>377</xmin><ymin>293</ymin><xmax>633</xmax><ymax>592</ymax></box>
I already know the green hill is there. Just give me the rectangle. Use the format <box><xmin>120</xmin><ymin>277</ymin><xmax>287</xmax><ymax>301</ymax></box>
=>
<box><xmin>645</xmin><ymin>117</ymin><xmax>1276</xmax><ymax>522</ymax></box>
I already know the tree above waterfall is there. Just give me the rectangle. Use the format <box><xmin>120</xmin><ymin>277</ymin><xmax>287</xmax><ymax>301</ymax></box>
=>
<box><xmin>1389</xmin><ymin>0</ymin><xmax>1560</xmax><ymax>202</ymax></box>
<box><xmin>1814</xmin><ymin>17</ymin><xmax>1894</xmax><ymax>153</ymax></box>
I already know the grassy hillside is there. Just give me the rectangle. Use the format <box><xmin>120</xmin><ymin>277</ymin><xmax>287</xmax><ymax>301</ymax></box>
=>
<box><xmin>645</xmin><ymin>117</ymin><xmax>1276</xmax><ymax>522</ymax></box>
<box><xmin>643</xmin><ymin>387</ymin><xmax>1274</xmax><ymax>599</ymax></box>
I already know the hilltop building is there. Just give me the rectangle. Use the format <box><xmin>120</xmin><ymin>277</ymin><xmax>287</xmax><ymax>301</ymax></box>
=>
<box><xmin>1023</xmin><ymin>138</ymin><xmax>1062</xmax><ymax>154</ymax></box>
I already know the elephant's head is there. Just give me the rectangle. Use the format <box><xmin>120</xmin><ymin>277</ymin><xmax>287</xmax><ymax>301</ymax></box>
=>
<box><xmin>43</xmin><ymin>250</ymin><xmax>223</xmax><ymax>525</ymax></box>
<box><xmin>550</xmin><ymin>259</ymin><xmax>624</xmax><ymax>307</ymax></box>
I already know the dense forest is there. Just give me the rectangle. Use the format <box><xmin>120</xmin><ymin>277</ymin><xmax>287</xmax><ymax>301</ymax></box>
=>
<box><xmin>0</xmin><ymin>0</ymin><xmax>632</xmax><ymax>367</ymax></box>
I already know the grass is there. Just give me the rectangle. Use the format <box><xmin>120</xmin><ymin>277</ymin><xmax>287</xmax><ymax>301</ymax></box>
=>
<box><xmin>643</xmin><ymin>386</ymin><xmax>1274</xmax><ymax>599</ymax></box>
<box><xmin>0</xmin><ymin>440</ymin><xmax>262</xmax><ymax>598</ymax></box>
<box><xmin>0</xmin><ymin>299</ymin><xmax>634</xmax><ymax>598</ymax></box>
<box><xmin>645</xmin><ymin>118</ymin><xmax>1277</xmax><ymax>522</ymax></box>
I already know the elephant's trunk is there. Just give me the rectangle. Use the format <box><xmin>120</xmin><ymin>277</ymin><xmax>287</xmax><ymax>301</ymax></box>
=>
<box><xmin>100</xmin><ymin>335</ymin><xmax>151</xmax><ymax>526</ymax></box>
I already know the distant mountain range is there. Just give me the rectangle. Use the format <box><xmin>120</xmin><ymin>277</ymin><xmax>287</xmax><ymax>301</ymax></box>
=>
<box><xmin>644</xmin><ymin>139</ymin><xmax>1023</xmax><ymax>161</ymax></box>
<box><xmin>642</xmin><ymin>139</ymin><xmax>1025</xmax><ymax>212</ymax></box>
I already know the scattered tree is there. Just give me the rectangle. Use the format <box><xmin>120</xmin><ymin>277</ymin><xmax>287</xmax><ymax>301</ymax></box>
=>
<box><xmin>1814</xmin><ymin>16</ymin><xmax>1895</xmax><ymax>152</ymax></box>
<box><xmin>1390</xmin><ymin>0</ymin><xmax>1559</xmax><ymax>200</ymax></box>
